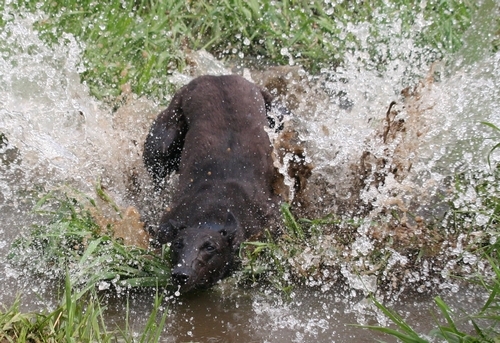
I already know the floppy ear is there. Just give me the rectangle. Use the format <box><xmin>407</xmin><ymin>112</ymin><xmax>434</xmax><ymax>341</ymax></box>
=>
<box><xmin>157</xmin><ymin>219</ymin><xmax>185</xmax><ymax>244</ymax></box>
<box><xmin>143</xmin><ymin>87</ymin><xmax>189</xmax><ymax>186</ymax></box>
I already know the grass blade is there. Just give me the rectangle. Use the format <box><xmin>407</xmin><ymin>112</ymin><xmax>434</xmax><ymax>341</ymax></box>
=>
<box><xmin>281</xmin><ymin>202</ymin><xmax>304</xmax><ymax>240</ymax></box>
<box><xmin>358</xmin><ymin>296</ymin><xmax>429</xmax><ymax>343</ymax></box>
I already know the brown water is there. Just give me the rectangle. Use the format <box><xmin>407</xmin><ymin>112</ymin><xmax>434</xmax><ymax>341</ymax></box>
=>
<box><xmin>1</xmin><ymin>3</ymin><xmax>499</xmax><ymax>342</ymax></box>
<box><xmin>95</xmin><ymin>282</ymin><xmax>484</xmax><ymax>342</ymax></box>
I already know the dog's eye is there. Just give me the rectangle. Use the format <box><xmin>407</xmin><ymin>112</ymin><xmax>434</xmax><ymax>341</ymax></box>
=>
<box><xmin>204</xmin><ymin>244</ymin><xmax>216</xmax><ymax>252</ymax></box>
<box><xmin>173</xmin><ymin>240</ymin><xmax>183</xmax><ymax>249</ymax></box>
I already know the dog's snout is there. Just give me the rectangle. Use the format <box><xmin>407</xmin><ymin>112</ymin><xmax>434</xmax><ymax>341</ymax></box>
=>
<box><xmin>172</xmin><ymin>269</ymin><xmax>192</xmax><ymax>285</ymax></box>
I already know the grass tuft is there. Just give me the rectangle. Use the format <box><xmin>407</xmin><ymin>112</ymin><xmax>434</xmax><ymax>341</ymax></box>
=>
<box><xmin>357</xmin><ymin>296</ymin><xmax>429</xmax><ymax>343</ymax></box>
<box><xmin>8</xmin><ymin>188</ymin><xmax>171</xmax><ymax>293</ymax></box>
<box><xmin>0</xmin><ymin>274</ymin><xmax>167</xmax><ymax>342</ymax></box>
<box><xmin>2</xmin><ymin>188</ymin><xmax>171</xmax><ymax>342</ymax></box>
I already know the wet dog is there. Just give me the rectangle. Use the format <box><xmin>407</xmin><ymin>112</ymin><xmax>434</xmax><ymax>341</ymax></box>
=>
<box><xmin>143</xmin><ymin>75</ymin><xmax>281</xmax><ymax>293</ymax></box>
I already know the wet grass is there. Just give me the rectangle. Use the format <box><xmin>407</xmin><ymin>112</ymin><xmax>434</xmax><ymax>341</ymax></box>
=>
<box><xmin>238</xmin><ymin>206</ymin><xmax>500</xmax><ymax>341</ymax></box>
<box><xmin>358</xmin><ymin>254</ymin><xmax>500</xmax><ymax>342</ymax></box>
<box><xmin>1</xmin><ymin>0</ymin><xmax>499</xmax><ymax>341</ymax></box>
<box><xmin>8</xmin><ymin>188</ymin><xmax>171</xmax><ymax>291</ymax></box>
<box><xmin>1</xmin><ymin>0</ymin><xmax>482</xmax><ymax>102</ymax></box>
<box><xmin>0</xmin><ymin>275</ymin><xmax>167</xmax><ymax>343</ymax></box>
<box><xmin>238</xmin><ymin>203</ymin><xmax>343</xmax><ymax>293</ymax></box>
<box><xmin>2</xmin><ymin>187</ymin><xmax>170</xmax><ymax>342</ymax></box>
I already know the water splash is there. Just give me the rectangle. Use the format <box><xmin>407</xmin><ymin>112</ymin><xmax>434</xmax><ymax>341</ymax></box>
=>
<box><xmin>0</xmin><ymin>11</ymin><xmax>161</xmax><ymax>207</ymax></box>
<box><xmin>0</xmin><ymin>2</ymin><xmax>499</xmax><ymax>341</ymax></box>
<box><xmin>0</xmin><ymin>11</ymin><xmax>162</xmax><ymax>310</ymax></box>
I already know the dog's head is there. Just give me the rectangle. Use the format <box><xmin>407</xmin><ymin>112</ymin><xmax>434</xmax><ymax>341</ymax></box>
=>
<box><xmin>163</xmin><ymin>212</ymin><xmax>239</xmax><ymax>293</ymax></box>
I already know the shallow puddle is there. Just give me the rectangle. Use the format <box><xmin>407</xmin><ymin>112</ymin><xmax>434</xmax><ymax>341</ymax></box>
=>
<box><xmin>0</xmin><ymin>3</ymin><xmax>499</xmax><ymax>342</ymax></box>
<box><xmin>97</xmin><ymin>282</ymin><xmax>484</xmax><ymax>342</ymax></box>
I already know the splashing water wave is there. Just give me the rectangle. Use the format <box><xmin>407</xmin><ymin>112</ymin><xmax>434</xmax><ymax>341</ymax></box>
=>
<box><xmin>0</xmin><ymin>3</ymin><xmax>499</xmax><ymax>341</ymax></box>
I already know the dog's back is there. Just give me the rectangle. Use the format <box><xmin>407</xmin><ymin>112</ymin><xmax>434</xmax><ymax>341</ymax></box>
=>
<box><xmin>171</xmin><ymin>75</ymin><xmax>278</xmax><ymax>237</ymax></box>
<box><xmin>144</xmin><ymin>75</ymin><xmax>279</xmax><ymax>243</ymax></box>
<box><xmin>178</xmin><ymin>76</ymin><xmax>274</xmax><ymax>193</ymax></box>
<box><xmin>143</xmin><ymin>75</ymin><xmax>281</xmax><ymax>292</ymax></box>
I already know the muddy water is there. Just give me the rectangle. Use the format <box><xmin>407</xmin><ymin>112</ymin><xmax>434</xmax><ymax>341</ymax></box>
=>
<box><xmin>0</xmin><ymin>3</ymin><xmax>499</xmax><ymax>342</ymax></box>
<box><xmin>98</xmin><ymin>283</ymin><xmax>484</xmax><ymax>342</ymax></box>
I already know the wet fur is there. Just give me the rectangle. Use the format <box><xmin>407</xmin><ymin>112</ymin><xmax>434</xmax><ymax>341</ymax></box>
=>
<box><xmin>144</xmin><ymin>75</ymin><xmax>281</xmax><ymax>292</ymax></box>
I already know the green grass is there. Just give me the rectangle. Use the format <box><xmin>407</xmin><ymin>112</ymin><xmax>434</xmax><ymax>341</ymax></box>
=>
<box><xmin>8</xmin><ymin>187</ymin><xmax>171</xmax><ymax>292</ymax></box>
<box><xmin>0</xmin><ymin>274</ymin><xmax>167</xmax><ymax>343</ymax></box>
<box><xmin>1</xmin><ymin>0</ymin><xmax>483</xmax><ymax>102</ymax></box>
<box><xmin>2</xmin><ymin>187</ymin><xmax>170</xmax><ymax>342</ymax></box>
<box><xmin>1</xmin><ymin>0</ymin><xmax>500</xmax><ymax>341</ymax></box>
<box><xmin>357</xmin><ymin>256</ymin><xmax>500</xmax><ymax>342</ymax></box>
<box><xmin>238</xmin><ymin>203</ymin><xmax>344</xmax><ymax>293</ymax></box>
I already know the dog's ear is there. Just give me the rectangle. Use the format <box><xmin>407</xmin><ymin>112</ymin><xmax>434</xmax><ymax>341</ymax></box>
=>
<box><xmin>143</xmin><ymin>87</ymin><xmax>189</xmax><ymax>187</ymax></box>
<box><xmin>157</xmin><ymin>219</ymin><xmax>185</xmax><ymax>244</ymax></box>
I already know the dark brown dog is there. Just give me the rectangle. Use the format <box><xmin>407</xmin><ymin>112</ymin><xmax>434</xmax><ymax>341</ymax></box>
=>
<box><xmin>143</xmin><ymin>75</ymin><xmax>281</xmax><ymax>293</ymax></box>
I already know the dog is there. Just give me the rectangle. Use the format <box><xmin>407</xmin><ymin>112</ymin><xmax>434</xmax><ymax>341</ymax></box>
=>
<box><xmin>143</xmin><ymin>75</ymin><xmax>282</xmax><ymax>293</ymax></box>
